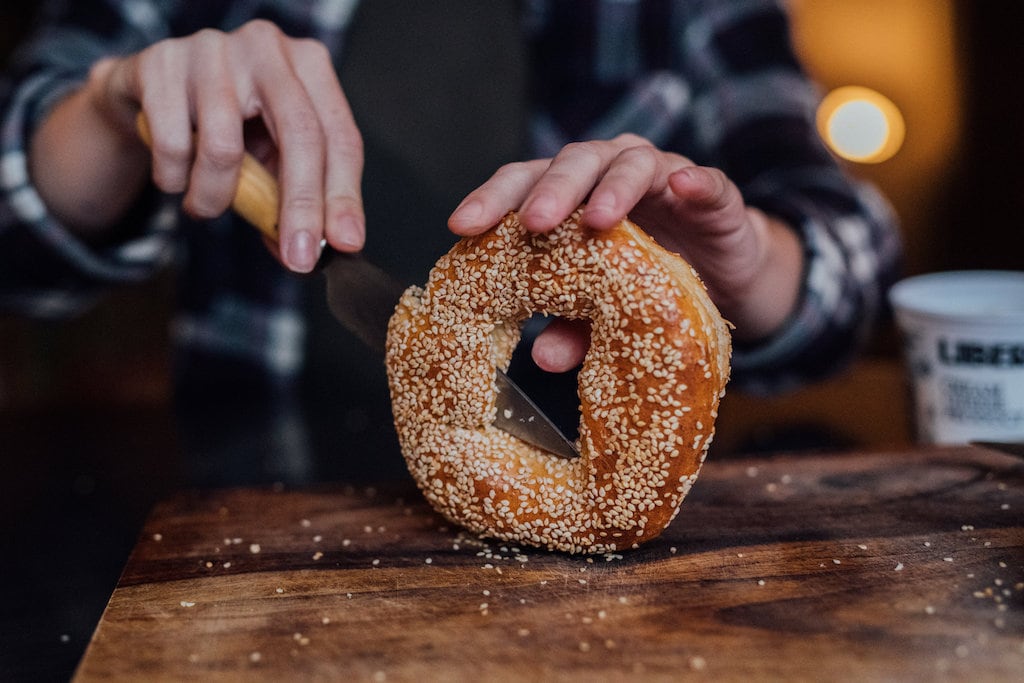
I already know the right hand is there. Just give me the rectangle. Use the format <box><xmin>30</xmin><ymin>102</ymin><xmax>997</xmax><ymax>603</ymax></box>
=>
<box><xmin>88</xmin><ymin>19</ymin><xmax>365</xmax><ymax>272</ymax></box>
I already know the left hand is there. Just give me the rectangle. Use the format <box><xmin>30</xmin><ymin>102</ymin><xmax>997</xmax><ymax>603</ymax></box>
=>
<box><xmin>448</xmin><ymin>134</ymin><xmax>803</xmax><ymax>371</ymax></box>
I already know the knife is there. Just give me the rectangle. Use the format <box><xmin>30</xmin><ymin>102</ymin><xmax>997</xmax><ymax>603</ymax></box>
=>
<box><xmin>136</xmin><ymin>115</ymin><xmax>579</xmax><ymax>460</ymax></box>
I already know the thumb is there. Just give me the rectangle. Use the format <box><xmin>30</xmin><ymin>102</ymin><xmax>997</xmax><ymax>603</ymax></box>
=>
<box><xmin>531</xmin><ymin>318</ymin><xmax>590</xmax><ymax>373</ymax></box>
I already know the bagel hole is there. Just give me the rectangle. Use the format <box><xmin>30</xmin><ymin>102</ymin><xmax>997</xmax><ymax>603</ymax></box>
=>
<box><xmin>506</xmin><ymin>315</ymin><xmax>582</xmax><ymax>442</ymax></box>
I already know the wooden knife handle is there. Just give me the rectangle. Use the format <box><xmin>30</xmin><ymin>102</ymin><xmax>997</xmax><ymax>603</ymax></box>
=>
<box><xmin>135</xmin><ymin>112</ymin><xmax>280</xmax><ymax>242</ymax></box>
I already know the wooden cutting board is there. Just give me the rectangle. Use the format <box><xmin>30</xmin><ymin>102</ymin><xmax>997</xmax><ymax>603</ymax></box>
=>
<box><xmin>74</xmin><ymin>445</ymin><xmax>1024</xmax><ymax>681</ymax></box>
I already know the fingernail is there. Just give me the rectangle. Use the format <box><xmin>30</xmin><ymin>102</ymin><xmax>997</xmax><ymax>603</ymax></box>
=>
<box><xmin>336</xmin><ymin>215</ymin><xmax>364</xmax><ymax>250</ymax></box>
<box><xmin>288</xmin><ymin>230</ymin><xmax>317</xmax><ymax>273</ymax></box>
<box><xmin>526</xmin><ymin>194</ymin><xmax>556</xmax><ymax>220</ymax></box>
<box><xmin>522</xmin><ymin>194</ymin><xmax>562</xmax><ymax>232</ymax></box>
<box><xmin>586</xmin><ymin>192</ymin><xmax>616</xmax><ymax>217</ymax></box>
<box><xmin>451</xmin><ymin>199</ymin><xmax>483</xmax><ymax>225</ymax></box>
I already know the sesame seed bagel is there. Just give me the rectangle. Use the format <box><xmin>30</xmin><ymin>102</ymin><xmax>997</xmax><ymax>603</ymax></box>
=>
<box><xmin>385</xmin><ymin>208</ymin><xmax>731</xmax><ymax>554</ymax></box>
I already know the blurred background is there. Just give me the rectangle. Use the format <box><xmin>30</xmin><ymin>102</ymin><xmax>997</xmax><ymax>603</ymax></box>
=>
<box><xmin>1</xmin><ymin>1</ymin><xmax>1022</xmax><ymax>679</ymax></box>
<box><xmin>2</xmin><ymin>0</ymin><xmax>1021</xmax><ymax>445</ymax></box>
<box><xmin>712</xmin><ymin>0</ymin><xmax>1022</xmax><ymax>453</ymax></box>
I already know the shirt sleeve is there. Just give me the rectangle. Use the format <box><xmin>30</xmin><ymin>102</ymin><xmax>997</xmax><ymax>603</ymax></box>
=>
<box><xmin>0</xmin><ymin>0</ymin><xmax>177</xmax><ymax>318</ymax></box>
<box><xmin>674</xmin><ymin>0</ymin><xmax>903</xmax><ymax>393</ymax></box>
<box><xmin>526</xmin><ymin>0</ymin><xmax>903</xmax><ymax>393</ymax></box>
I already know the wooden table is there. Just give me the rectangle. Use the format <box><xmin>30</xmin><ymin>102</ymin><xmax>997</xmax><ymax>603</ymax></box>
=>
<box><xmin>74</xmin><ymin>445</ymin><xmax>1023</xmax><ymax>682</ymax></box>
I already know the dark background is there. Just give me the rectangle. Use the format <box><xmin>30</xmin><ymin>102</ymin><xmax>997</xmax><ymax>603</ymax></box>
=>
<box><xmin>2</xmin><ymin>2</ymin><xmax>1022</xmax><ymax>680</ymax></box>
<box><xmin>943</xmin><ymin>3</ymin><xmax>1024</xmax><ymax>273</ymax></box>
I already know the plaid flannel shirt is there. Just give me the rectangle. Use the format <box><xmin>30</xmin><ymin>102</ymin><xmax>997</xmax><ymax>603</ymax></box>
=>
<box><xmin>1</xmin><ymin>0</ymin><xmax>901</xmax><ymax>400</ymax></box>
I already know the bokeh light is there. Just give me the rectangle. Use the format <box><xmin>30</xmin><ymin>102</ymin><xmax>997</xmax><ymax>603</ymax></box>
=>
<box><xmin>817</xmin><ymin>86</ymin><xmax>905</xmax><ymax>163</ymax></box>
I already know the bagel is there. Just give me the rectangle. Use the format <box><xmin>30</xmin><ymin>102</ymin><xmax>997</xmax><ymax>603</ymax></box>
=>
<box><xmin>385</xmin><ymin>207</ymin><xmax>731</xmax><ymax>553</ymax></box>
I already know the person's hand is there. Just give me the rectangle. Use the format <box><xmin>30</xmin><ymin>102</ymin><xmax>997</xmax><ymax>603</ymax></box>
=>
<box><xmin>85</xmin><ymin>20</ymin><xmax>364</xmax><ymax>272</ymax></box>
<box><xmin>448</xmin><ymin>134</ymin><xmax>803</xmax><ymax>371</ymax></box>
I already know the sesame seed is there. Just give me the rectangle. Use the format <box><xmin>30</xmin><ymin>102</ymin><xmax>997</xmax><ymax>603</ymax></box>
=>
<box><xmin>384</xmin><ymin>208</ymin><xmax>730</xmax><ymax>554</ymax></box>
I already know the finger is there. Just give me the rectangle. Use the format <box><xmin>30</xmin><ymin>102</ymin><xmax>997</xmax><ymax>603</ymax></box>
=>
<box><xmin>667</xmin><ymin>166</ymin><xmax>747</xmax><ymax>230</ymax></box>
<box><xmin>448</xmin><ymin>159</ymin><xmax>548</xmax><ymax>235</ymax></box>
<box><xmin>130</xmin><ymin>45</ymin><xmax>196</xmax><ymax>193</ymax></box>
<box><xmin>87</xmin><ymin>57</ymin><xmax>142</xmax><ymax>135</ymax></box>
<box><xmin>242</xmin><ymin>23</ymin><xmax>326</xmax><ymax>273</ymax></box>
<box><xmin>531</xmin><ymin>318</ymin><xmax>591</xmax><ymax>373</ymax></box>
<box><xmin>579</xmin><ymin>144</ymin><xmax>664</xmax><ymax>230</ymax></box>
<box><xmin>287</xmin><ymin>38</ymin><xmax>365</xmax><ymax>252</ymax></box>
<box><xmin>183</xmin><ymin>31</ymin><xmax>244</xmax><ymax>219</ymax></box>
<box><xmin>518</xmin><ymin>141</ymin><xmax>610</xmax><ymax>233</ymax></box>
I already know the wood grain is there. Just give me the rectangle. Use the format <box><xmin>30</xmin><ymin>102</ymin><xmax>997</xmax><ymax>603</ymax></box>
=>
<box><xmin>74</xmin><ymin>446</ymin><xmax>1024</xmax><ymax>682</ymax></box>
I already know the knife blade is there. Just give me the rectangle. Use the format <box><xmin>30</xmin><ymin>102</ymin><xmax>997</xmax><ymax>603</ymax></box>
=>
<box><xmin>321</xmin><ymin>252</ymin><xmax>579</xmax><ymax>459</ymax></box>
<box><xmin>136</xmin><ymin>114</ymin><xmax>579</xmax><ymax>459</ymax></box>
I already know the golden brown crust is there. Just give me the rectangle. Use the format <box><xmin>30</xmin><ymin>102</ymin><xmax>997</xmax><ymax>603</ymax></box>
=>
<box><xmin>385</xmin><ymin>208</ymin><xmax>731</xmax><ymax>553</ymax></box>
